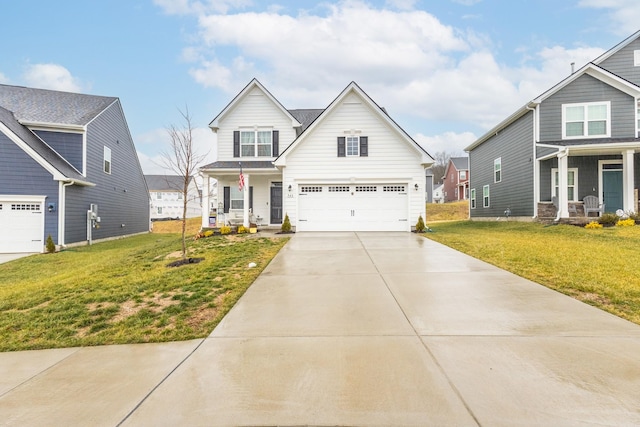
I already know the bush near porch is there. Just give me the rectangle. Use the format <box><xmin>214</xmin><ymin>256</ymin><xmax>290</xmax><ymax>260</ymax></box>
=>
<box><xmin>423</xmin><ymin>221</ymin><xmax>640</xmax><ymax>326</ymax></box>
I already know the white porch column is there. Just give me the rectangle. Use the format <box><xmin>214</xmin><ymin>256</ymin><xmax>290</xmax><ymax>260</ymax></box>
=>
<box><xmin>243</xmin><ymin>174</ymin><xmax>250</xmax><ymax>227</ymax></box>
<box><xmin>557</xmin><ymin>150</ymin><xmax>569</xmax><ymax>218</ymax></box>
<box><xmin>201</xmin><ymin>173</ymin><xmax>210</xmax><ymax>229</ymax></box>
<box><xmin>623</xmin><ymin>149</ymin><xmax>635</xmax><ymax>212</ymax></box>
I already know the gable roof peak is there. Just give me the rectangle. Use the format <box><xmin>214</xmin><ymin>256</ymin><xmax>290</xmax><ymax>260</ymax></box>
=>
<box><xmin>593</xmin><ymin>29</ymin><xmax>640</xmax><ymax>65</ymax></box>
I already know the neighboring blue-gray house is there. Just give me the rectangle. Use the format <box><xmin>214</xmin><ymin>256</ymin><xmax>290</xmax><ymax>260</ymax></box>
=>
<box><xmin>0</xmin><ymin>85</ymin><xmax>149</xmax><ymax>253</ymax></box>
<box><xmin>467</xmin><ymin>31</ymin><xmax>640</xmax><ymax>220</ymax></box>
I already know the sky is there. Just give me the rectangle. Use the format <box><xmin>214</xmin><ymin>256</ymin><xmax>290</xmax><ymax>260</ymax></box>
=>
<box><xmin>1</xmin><ymin>0</ymin><xmax>639</xmax><ymax>173</ymax></box>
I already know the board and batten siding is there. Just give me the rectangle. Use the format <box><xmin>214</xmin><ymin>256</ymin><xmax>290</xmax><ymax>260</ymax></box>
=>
<box><xmin>64</xmin><ymin>101</ymin><xmax>149</xmax><ymax>244</ymax></box>
<box><xmin>217</xmin><ymin>87</ymin><xmax>298</xmax><ymax>160</ymax></box>
<box><xmin>599</xmin><ymin>37</ymin><xmax>640</xmax><ymax>87</ymax></box>
<box><xmin>539</xmin><ymin>74</ymin><xmax>636</xmax><ymax>142</ymax></box>
<box><xmin>282</xmin><ymin>92</ymin><xmax>425</xmax><ymax>226</ymax></box>
<box><xmin>33</xmin><ymin>130</ymin><xmax>84</xmax><ymax>173</ymax></box>
<box><xmin>0</xmin><ymin>131</ymin><xmax>59</xmax><ymax>242</ymax></box>
<box><xmin>469</xmin><ymin>111</ymin><xmax>534</xmax><ymax>218</ymax></box>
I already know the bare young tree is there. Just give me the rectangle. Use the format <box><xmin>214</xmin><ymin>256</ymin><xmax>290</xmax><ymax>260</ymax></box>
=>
<box><xmin>160</xmin><ymin>107</ymin><xmax>208</xmax><ymax>259</ymax></box>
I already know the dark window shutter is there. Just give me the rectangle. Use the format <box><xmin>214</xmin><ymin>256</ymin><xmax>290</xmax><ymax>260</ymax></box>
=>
<box><xmin>272</xmin><ymin>130</ymin><xmax>279</xmax><ymax>157</ymax></box>
<box><xmin>233</xmin><ymin>131</ymin><xmax>240</xmax><ymax>157</ymax></box>
<box><xmin>223</xmin><ymin>187</ymin><xmax>230</xmax><ymax>213</ymax></box>
<box><xmin>337</xmin><ymin>137</ymin><xmax>346</xmax><ymax>157</ymax></box>
<box><xmin>249</xmin><ymin>186</ymin><xmax>254</xmax><ymax>210</ymax></box>
<box><xmin>359</xmin><ymin>136</ymin><xmax>368</xmax><ymax>157</ymax></box>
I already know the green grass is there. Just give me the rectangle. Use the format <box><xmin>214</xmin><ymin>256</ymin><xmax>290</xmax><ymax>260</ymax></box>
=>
<box><xmin>426</xmin><ymin>201</ymin><xmax>469</xmax><ymax>222</ymax></box>
<box><xmin>423</xmin><ymin>221</ymin><xmax>640</xmax><ymax>325</ymax></box>
<box><xmin>0</xmin><ymin>233</ymin><xmax>288</xmax><ymax>352</ymax></box>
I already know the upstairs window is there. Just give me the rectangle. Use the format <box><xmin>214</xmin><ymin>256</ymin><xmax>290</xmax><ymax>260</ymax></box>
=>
<box><xmin>483</xmin><ymin>185</ymin><xmax>490</xmax><ymax>208</ymax></box>
<box><xmin>103</xmin><ymin>146</ymin><xmax>111</xmax><ymax>174</ymax></box>
<box><xmin>635</xmin><ymin>50</ymin><xmax>640</xmax><ymax>67</ymax></box>
<box><xmin>234</xmin><ymin>130</ymin><xmax>278</xmax><ymax>158</ymax></box>
<box><xmin>562</xmin><ymin>102</ymin><xmax>610</xmax><ymax>139</ymax></box>
<box><xmin>494</xmin><ymin>158</ymin><xmax>502</xmax><ymax>183</ymax></box>
<box><xmin>346</xmin><ymin>136</ymin><xmax>359</xmax><ymax>156</ymax></box>
<box><xmin>337</xmin><ymin>136</ymin><xmax>368</xmax><ymax>157</ymax></box>
<box><xmin>156</xmin><ymin>192</ymin><xmax>162</xmax><ymax>200</ymax></box>
<box><xmin>460</xmin><ymin>170</ymin><xmax>467</xmax><ymax>180</ymax></box>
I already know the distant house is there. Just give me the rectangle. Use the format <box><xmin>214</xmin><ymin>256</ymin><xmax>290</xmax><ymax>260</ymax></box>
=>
<box><xmin>442</xmin><ymin>157</ymin><xmax>469</xmax><ymax>203</ymax></box>
<box><xmin>146</xmin><ymin>175</ymin><xmax>201</xmax><ymax>220</ymax></box>
<box><xmin>0</xmin><ymin>85</ymin><xmax>149</xmax><ymax>253</ymax></box>
<box><xmin>432</xmin><ymin>184</ymin><xmax>444</xmax><ymax>204</ymax></box>
<box><xmin>467</xmin><ymin>30</ymin><xmax>640</xmax><ymax>220</ymax></box>
<box><xmin>200</xmin><ymin>79</ymin><xmax>433</xmax><ymax>231</ymax></box>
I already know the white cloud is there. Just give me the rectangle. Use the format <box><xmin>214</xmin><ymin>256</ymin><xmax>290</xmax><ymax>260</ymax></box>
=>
<box><xmin>23</xmin><ymin>64</ymin><xmax>82</xmax><ymax>92</ymax></box>
<box><xmin>578</xmin><ymin>0</ymin><xmax>640</xmax><ymax>36</ymax></box>
<box><xmin>0</xmin><ymin>72</ymin><xmax>9</xmax><ymax>84</ymax></box>
<box><xmin>385</xmin><ymin>0</ymin><xmax>417</xmax><ymax>10</ymax></box>
<box><xmin>415</xmin><ymin>131</ymin><xmax>477</xmax><ymax>155</ymax></box>
<box><xmin>451</xmin><ymin>0</ymin><xmax>482</xmax><ymax>5</ymax></box>
<box><xmin>136</xmin><ymin>126</ymin><xmax>217</xmax><ymax>174</ymax></box>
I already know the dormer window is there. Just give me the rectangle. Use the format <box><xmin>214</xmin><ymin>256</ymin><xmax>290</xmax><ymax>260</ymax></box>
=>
<box><xmin>234</xmin><ymin>130</ymin><xmax>279</xmax><ymax>157</ymax></box>
<box><xmin>562</xmin><ymin>102</ymin><xmax>610</xmax><ymax>139</ymax></box>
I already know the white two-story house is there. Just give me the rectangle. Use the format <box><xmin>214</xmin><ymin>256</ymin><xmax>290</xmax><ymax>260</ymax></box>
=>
<box><xmin>146</xmin><ymin>175</ymin><xmax>201</xmax><ymax>220</ymax></box>
<box><xmin>200</xmin><ymin>79</ymin><xmax>433</xmax><ymax>232</ymax></box>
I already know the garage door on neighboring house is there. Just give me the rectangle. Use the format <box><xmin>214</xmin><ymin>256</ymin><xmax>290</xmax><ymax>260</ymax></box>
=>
<box><xmin>297</xmin><ymin>184</ymin><xmax>408</xmax><ymax>231</ymax></box>
<box><xmin>0</xmin><ymin>197</ymin><xmax>45</xmax><ymax>253</ymax></box>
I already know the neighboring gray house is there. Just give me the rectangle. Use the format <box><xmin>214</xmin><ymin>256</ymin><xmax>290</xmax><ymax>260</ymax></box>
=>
<box><xmin>0</xmin><ymin>85</ymin><xmax>149</xmax><ymax>253</ymax></box>
<box><xmin>467</xmin><ymin>31</ymin><xmax>640</xmax><ymax>220</ymax></box>
<box><xmin>146</xmin><ymin>174</ymin><xmax>201</xmax><ymax>220</ymax></box>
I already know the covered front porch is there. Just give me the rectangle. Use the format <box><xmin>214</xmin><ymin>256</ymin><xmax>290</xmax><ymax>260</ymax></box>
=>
<box><xmin>536</xmin><ymin>142</ymin><xmax>640</xmax><ymax>220</ymax></box>
<box><xmin>200</xmin><ymin>161</ymin><xmax>284</xmax><ymax>229</ymax></box>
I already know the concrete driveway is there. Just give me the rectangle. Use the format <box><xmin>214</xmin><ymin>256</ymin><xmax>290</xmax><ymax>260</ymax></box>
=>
<box><xmin>1</xmin><ymin>232</ymin><xmax>640</xmax><ymax>426</ymax></box>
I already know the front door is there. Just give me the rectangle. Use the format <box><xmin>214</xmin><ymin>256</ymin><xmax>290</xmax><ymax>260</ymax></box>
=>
<box><xmin>603</xmin><ymin>168</ymin><xmax>623</xmax><ymax>213</ymax></box>
<box><xmin>270</xmin><ymin>182</ymin><xmax>283</xmax><ymax>224</ymax></box>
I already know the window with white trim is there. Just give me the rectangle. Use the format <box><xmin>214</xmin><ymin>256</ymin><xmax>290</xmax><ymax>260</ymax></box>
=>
<box><xmin>635</xmin><ymin>50</ymin><xmax>640</xmax><ymax>67</ymax></box>
<box><xmin>104</xmin><ymin>146</ymin><xmax>111</xmax><ymax>174</ymax></box>
<box><xmin>156</xmin><ymin>192</ymin><xmax>162</xmax><ymax>200</ymax></box>
<box><xmin>494</xmin><ymin>158</ymin><xmax>502</xmax><ymax>183</ymax></box>
<box><xmin>230</xmin><ymin>186</ymin><xmax>244</xmax><ymax>209</ymax></box>
<box><xmin>157</xmin><ymin>207</ymin><xmax>163</xmax><ymax>214</ymax></box>
<box><xmin>552</xmin><ymin>168</ymin><xmax>579</xmax><ymax>202</ymax></box>
<box><xmin>562</xmin><ymin>102</ymin><xmax>610</xmax><ymax>139</ymax></box>
<box><xmin>346</xmin><ymin>136</ymin><xmax>359</xmax><ymax>156</ymax></box>
<box><xmin>470</xmin><ymin>188</ymin><xmax>476</xmax><ymax>209</ymax></box>
<box><xmin>483</xmin><ymin>185</ymin><xmax>490</xmax><ymax>208</ymax></box>
<box><xmin>240</xmin><ymin>130</ymin><xmax>272</xmax><ymax>157</ymax></box>
<box><xmin>460</xmin><ymin>170</ymin><xmax>467</xmax><ymax>180</ymax></box>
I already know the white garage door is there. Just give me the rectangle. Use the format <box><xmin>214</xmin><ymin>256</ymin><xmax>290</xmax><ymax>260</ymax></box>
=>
<box><xmin>0</xmin><ymin>200</ymin><xmax>44</xmax><ymax>253</ymax></box>
<box><xmin>297</xmin><ymin>184</ymin><xmax>408</xmax><ymax>231</ymax></box>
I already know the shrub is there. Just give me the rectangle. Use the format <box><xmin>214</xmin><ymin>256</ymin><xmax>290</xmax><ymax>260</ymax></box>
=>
<box><xmin>585</xmin><ymin>221</ymin><xmax>603</xmax><ymax>229</ymax></box>
<box><xmin>281</xmin><ymin>214</ymin><xmax>292</xmax><ymax>232</ymax></box>
<box><xmin>598</xmin><ymin>212</ymin><xmax>619</xmax><ymax>226</ymax></box>
<box><xmin>220</xmin><ymin>226</ymin><xmax>231</xmax><ymax>235</ymax></box>
<box><xmin>203</xmin><ymin>230</ymin><xmax>214</xmax><ymax>237</ymax></box>
<box><xmin>45</xmin><ymin>234</ymin><xmax>56</xmax><ymax>253</ymax></box>
<box><xmin>616</xmin><ymin>218</ymin><xmax>635</xmax><ymax>227</ymax></box>
<box><xmin>237</xmin><ymin>225</ymin><xmax>247</xmax><ymax>234</ymax></box>
<box><xmin>415</xmin><ymin>215</ymin><xmax>426</xmax><ymax>233</ymax></box>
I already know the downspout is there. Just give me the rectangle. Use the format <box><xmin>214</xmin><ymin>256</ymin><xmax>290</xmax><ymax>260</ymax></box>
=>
<box><xmin>59</xmin><ymin>180</ymin><xmax>75</xmax><ymax>247</ymax></box>
<box><xmin>526</xmin><ymin>104</ymin><xmax>538</xmax><ymax>219</ymax></box>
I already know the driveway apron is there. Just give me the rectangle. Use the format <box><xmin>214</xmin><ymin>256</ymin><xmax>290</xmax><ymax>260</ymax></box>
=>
<box><xmin>1</xmin><ymin>232</ymin><xmax>640</xmax><ymax>426</ymax></box>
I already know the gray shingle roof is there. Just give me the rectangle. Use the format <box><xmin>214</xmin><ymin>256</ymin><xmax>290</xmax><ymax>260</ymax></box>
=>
<box><xmin>451</xmin><ymin>157</ymin><xmax>469</xmax><ymax>170</ymax></box>
<box><xmin>0</xmin><ymin>106</ymin><xmax>87</xmax><ymax>182</ymax></box>
<box><xmin>288</xmin><ymin>109</ymin><xmax>324</xmax><ymax>132</ymax></box>
<box><xmin>0</xmin><ymin>85</ymin><xmax>116</xmax><ymax>126</ymax></box>
<box><xmin>145</xmin><ymin>175</ymin><xmax>193</xmax><ymax>191</ymax></box>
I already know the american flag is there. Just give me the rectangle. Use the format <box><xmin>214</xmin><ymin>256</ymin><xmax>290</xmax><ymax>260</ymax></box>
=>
<box><xmin>238</xmin><ymin>164</ymin><xmax>245</xmax><ymax>192</ymax></box>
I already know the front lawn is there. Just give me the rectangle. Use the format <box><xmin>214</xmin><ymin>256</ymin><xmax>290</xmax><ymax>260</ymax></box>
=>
<box><xmin>0</xmin><ymin>233</ymin><xmax>288</xmax><ymax>352</ymax></box>
<box><xmin>424</xmin><ymin>221</ymin><xmax>640</xmax><ymax>325</ymax></box>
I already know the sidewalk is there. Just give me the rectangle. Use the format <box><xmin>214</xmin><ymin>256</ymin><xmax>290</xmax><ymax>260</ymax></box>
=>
<box><xmin>1</xmin><ymin>232</ymin><xmax>639</xmax><ymax>426</ymax></box>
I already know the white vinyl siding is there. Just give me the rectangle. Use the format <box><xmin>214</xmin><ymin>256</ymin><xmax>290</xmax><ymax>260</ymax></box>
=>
<box><xmin>562</xmin><ymin>102</ymin><xmax>610</xmax><ymax>139</ymax></box>
<box><xmin>216</xmin><ymin>87</ymin><xmax>297</xmax><ymax>160</ymax></box>
<box><xmin>281</xmin><ymin>92</ymin><xmax>424</xmax><ymax>231</ymax></box>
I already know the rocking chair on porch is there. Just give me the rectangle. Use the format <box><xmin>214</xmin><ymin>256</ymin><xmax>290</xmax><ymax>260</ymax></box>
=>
<box><xmin>583</xmin><ymin>195</ymin><xmax>605</xmax><ymax>217</ymax></box>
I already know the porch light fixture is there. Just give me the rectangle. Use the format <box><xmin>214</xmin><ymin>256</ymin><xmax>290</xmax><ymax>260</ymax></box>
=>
<box><xmin>288</xmin><ymin>185</ymin><xmax>292</xmax><ymax>192</ymax></box>
<box><xmin>414</xmin><ymin>183</ymin><xmax>419</xmax><ymax>191</ymax></box>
